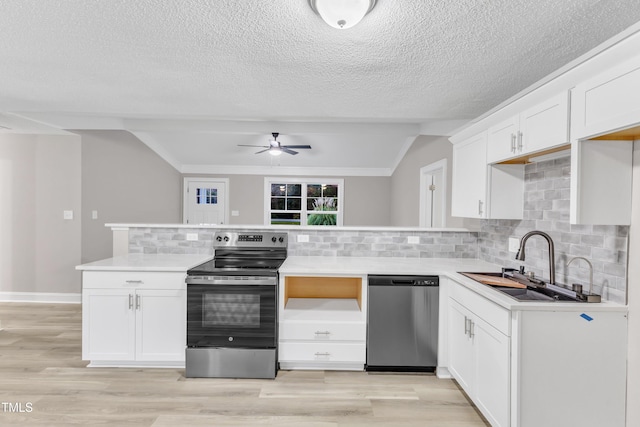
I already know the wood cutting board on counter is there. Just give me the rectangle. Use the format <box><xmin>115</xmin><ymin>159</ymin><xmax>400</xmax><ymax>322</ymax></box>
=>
<box><xmin>463</xmin><ymin>273</ymin><xmax>527</xmax><ymax>289</ymax></box>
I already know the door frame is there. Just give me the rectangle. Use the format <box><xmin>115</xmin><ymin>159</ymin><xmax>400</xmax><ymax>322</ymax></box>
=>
<box><xmin>183</xmin><ymin>177</ymin><xmax>230</xmax><ymax>224</ymax></box>
<box><xmin>419</xmin><ymin>159</ymin><xmax>447</xmax><ymax>228</ymax></box>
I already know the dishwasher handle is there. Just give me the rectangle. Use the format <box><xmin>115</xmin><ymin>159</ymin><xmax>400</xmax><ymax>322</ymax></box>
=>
<box><xmin>368</xmin><ymin>275</ymin><xmax>439</xmax><ymax>287</ymax></box>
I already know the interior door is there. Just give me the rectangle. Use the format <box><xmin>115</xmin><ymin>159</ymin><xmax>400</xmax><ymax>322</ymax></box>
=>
<box><xmin>184</xmin><ymin>178</ymin><xmax>227</xmax><ymax>225</ymax></box>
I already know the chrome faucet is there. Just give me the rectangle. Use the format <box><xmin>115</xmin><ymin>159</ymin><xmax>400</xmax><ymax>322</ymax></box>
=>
<box><xmin>515</xmin><ymin>230</ymin><xmax>556</xmax><ymax>285</ymax></box>
<box><xmin>566</xmin><ymin>256</ymin><xmax>594</xmax><ymax>295</ymax></box>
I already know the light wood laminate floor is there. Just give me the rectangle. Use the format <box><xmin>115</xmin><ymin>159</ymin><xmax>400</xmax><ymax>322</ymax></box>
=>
<box><xmin>0</xmin><ymin>303</ymin><xmax>489</xmax><ymax>426</ymax></box>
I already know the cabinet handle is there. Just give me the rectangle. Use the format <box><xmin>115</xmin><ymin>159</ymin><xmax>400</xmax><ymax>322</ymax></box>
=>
<box><xmin>135</xmin><ymin>294</ymin><xmax>141</xmax><ymax>310</ymax></box>
<box><xmin>128</xmin><ymin>294</ymin><xmax>133</xmax><ymax>310</ymax></box>
<box><xmin>478</xmin><ymin>200</ymin><xmax>484</xmax><ymax>216</ymax></box>
<box><xmin>510</xmin><ymin>133</ymin><xmax>516</xmax><ymax>152</ymax></box>
<box><xmin>464</xmin><ymin>316</ymin><xmax>469</xmax><ymax>335</ymax></box>
<box><xmin>125</xmin><ymin>280</ymin><xmax>143</xmax><ymax>284</ymax></box>
<box><xmin>517</xmin><ymin>131</ymin><xmax>523</xmax><ymax>151</ymax></box>
<box><xmin>314</xmin><ymin>352</ymin><xmax>331</xmax><ymax>357</ymax></box>
<box><xmin>314</xmin><ymin>331</ymin><xmax>331</xmax><ymax>336</ymax></box>
<box><xmin>469</xmin><ymin>320</ymin><xmax>475</xmax><ymax>338</ymax></box>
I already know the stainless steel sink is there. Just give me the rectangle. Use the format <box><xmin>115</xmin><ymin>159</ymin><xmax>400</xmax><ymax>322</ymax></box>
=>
<box><xmin>459</xmin><ymin>271</ymin><xmax>597</xmax><ymax>303</ymax></box>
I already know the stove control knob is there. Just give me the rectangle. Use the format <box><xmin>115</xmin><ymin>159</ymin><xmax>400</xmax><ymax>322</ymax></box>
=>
<box><xmin>216</xmin><ymin>236</ymin><xmax>222</xmax><ymax>242</ymax></box>
<box><xmin>278</xmin><ymin>237</ymin><xmax>284</xmax><ymax>243</ymax></box>
<box><xmin>223</xmin><ymin>236</ymin><xmax>229</xmax><ymax>242</ymax></box>
<box><xmin>272</xmin><ymin>236</ymin><xmax>277</xmax><ymax>243</ymax></box>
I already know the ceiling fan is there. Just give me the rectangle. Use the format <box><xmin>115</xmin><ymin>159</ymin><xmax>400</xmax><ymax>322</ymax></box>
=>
<box><xmin>238</xmin><ymin>133</ymin><xmax>312</xmax><ymax>156</ymax></box>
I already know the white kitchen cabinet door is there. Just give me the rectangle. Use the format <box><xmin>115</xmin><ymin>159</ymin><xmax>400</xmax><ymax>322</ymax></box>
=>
<box><xmin>451</xmin><ymin>132</ymin><xmax>488</xmax><ymax>218</ymax></box>
<box><xmin>487</xmin><ymin>116</ymin><xmax>519</xmax><ymax>163</ymax></box>
<box><xmin>572</xmin><ymin>53</ymin><xmax>640</xmax><ymax>140</ymax></box>
<box><xmin>135</xmin><ymin>289</ymin><xmax>186</xmax><ymax>362</ymax></box>
<box><xmin>520</xmin><ymin>91</ymin><xmax>569</xmax><ymax>154</ymax></box>
<box><xmin>473</xmin><ymin>318</ymin><xmax>510</xmax><ymax>427</ymax></box>
<box><xmin>570</xmin><ymin>139</ymin><xmax>632</xmax><ymax>225</ymax></box>
<box><xmin>447</xmin><ymin>300</ymin><xmax>474</xmax><ymax>392</ymax></box>
<box><xmin>82</xmin><ymin>289</ymin><xmax>136</xmax><ymax>361</ymax></box>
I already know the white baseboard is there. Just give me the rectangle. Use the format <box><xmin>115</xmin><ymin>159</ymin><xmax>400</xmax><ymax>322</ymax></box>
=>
<box><xmin>0</xmin><ymin>292</ymin><xmax>81</xmax><ymax>304</ymax></box>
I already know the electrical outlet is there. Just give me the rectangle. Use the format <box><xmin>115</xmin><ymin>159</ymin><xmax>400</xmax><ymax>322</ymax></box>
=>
<box><xmin>408</xmin><ymin>236</ymin><xmax>420</xmax><ymax>244</ymax></box>
<box><xmin>231</xmin><ymin>210</ymin><xmax>240</xmax><ymax>216</ymax></box>
<box><xmin>186</xmin><ymin>233</ymin><xmax>198</xmax><ymax>241</ymax></box>
<box><xmin>508</xmin><ymin>237</ymin><xmax>520</xmax><ymax>253</ymax></box>
<box><xmin>92</xmin><ymin>210</ymin><xmax>98</xmax><ymax>220</ymax></box>
<box><xmin>297</xmin><ymin>234</ymin><xmax>309</xmax><ymax>243</ymax></box>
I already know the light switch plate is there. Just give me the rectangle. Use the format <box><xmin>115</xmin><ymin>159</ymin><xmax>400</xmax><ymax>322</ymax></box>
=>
<box><xmin>186</xmin><ymin>233</ymin><xmax>198</xmax><ymax>241</ymax></box>
<box><xmin>231</xmin><ymin>210</ymin><xmax>240</xmax><ymax>216</ymax></box>
<box><xmin>408</xmin><ymin>236</ymin><xmax>420</xmax><ymax>244</ymax></box>
<box><xmin>91</xmin><ymin>210</ymin><xmax>98</xmax><ymax>220</ymax></box>
<box><xmin>63</xmin><ymin>210</ymin><xmax>73</xmax><ymax>220</ymax></box>
<box><xmin>297</xmin><ymin>234</ymin><xmax>309</xmax><ymax>243</ymax></box>
<box><xmin>508</xmin><ymin>237</ymin><xmax>520</xmax><ymax>253</ymax></box>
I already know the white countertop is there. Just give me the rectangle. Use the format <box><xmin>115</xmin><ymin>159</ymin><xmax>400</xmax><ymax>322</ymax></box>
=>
<box><xmin>76</xmin><ymin>254</ymin><xmax>212</xmax><ymax>272</ymax></box>
<box><xmin>280</xmin><ymin>256</ymin><xmax>627</xmax><ymax>312</ymax></box>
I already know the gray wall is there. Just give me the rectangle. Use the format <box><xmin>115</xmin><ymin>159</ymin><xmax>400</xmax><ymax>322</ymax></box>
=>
<box><xmin>390</xmin><ymin>135</ymin><xmax>466</xmax><ymax>228</ymax></box>
<box><xmin>479</xmin><ymin>156</ymin><xmax>628</xmax><ymax>304</ymax></box>
<box><xmin>183</xmin><ymin>174</ymin><xmax>392</xmax><ymax>227</ymax></box>
<box><xmin>80</xmin><ymin>130</ymin><xmax>182</xmax><ymax>263</ymax></box>
<box><xmin>0</xmin><ymin>133</ymin><xmax>82</xmax><ymax>294</ymax></box>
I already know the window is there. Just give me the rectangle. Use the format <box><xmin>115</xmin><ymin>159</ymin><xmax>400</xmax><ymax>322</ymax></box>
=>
<box><xmin>196</xmin><ymin>188</ymin><xmax>218</xmax><ymax>205</ymax></box>
<box><xmin>265</xmin><ymin>178</ymin><xmax>344</xmax><ymax>226</ymax></box>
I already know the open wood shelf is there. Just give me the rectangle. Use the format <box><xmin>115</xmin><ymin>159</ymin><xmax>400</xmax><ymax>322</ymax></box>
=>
<box><xmin>284</xmin><ymin>276</ymin><xmax>363</xmax><ymax>309</ymax></box>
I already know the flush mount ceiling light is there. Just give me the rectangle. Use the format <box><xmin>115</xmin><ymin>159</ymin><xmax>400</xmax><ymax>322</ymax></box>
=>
<box><xmin>308</xmin><ymin>0</ymin><xmax>377</xmax><ymax>29</ymax></box>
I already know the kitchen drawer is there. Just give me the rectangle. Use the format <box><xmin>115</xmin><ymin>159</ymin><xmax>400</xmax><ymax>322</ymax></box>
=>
<box><xmin>450</xmin><ymin>282</ymin><xmax>510</xmax><ymax>336</ymax></box>
<box><xmin>280</xmin><ymin>321</ymin><xmax>366</xmax><ymax>341</ymax></box>
<box><xmin>82</xmin><ymin>271</ymin><xmax>186</xmax><ymax>290</ymax></box>
<box><xmin>279</xmin><ymin>342</ymin><xmax>366</xmax><ymax>363</ymax></box>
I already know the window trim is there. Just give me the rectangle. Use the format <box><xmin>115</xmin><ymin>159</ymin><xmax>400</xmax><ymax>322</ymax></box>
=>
<box><xmin>264</xmin><ymin>177</ymin><xmax>344</xmax><ymax>226</ymax></box>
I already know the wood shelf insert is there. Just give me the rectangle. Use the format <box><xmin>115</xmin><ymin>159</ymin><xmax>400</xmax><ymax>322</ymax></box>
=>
<box><xmin>284</xmin><ymin>276</ymin><xmax>362</xmax><ymax>309</ymax></box>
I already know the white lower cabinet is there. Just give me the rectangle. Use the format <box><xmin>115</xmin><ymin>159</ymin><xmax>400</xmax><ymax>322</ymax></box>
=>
<box><xmin>449</xmin><ymin>297</ymin><xmax>510</xmax><ymax>427</ymax></box>
<box><xmin>448</xmin><ymin>279</ymin><xmax>628</xmax><ymax>427</ymax></box>
<box><xmin>82</xmin><ymin>271</ymin><xmax>186</xmax><ymax>367</ymax></box>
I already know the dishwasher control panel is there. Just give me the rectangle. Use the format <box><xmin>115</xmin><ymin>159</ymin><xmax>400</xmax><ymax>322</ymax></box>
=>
<box><xmin>368</xmin><ymin>275</ymin><xmax>439</xmax><ymax>287</ymax></box>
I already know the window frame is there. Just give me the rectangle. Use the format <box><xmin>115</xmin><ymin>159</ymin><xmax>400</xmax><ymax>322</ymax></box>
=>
<box><xmin>263</xmin><ymin>177</ymin><xmax>344</xmax><ymax>226</ymax></box>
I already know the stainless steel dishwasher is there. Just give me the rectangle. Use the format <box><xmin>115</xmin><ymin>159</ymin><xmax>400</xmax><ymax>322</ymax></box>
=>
<box><xmin>367</xmin><ymin>275</ymin><xmax>439</xmax><ymax>371</ymax></box>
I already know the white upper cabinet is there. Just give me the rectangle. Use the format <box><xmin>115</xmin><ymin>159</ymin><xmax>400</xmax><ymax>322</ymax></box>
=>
<box><xmin>487</xmin><ymin>92</ymin><xmax>570</xmax><ymax>163</ymax></box>
<box><xmin>452</xmin><ymin>132</ymin><xmax>488</xmax><ymax>218</ymax></box>
<box><xmin>572</xmin><ymin>53</ymin><xmax>640</xmax><ymax>140</ymax></box>
<box><xmin>452</xmin><ymin>131</ymin><xmax>524</xmax><ymax>220</ymax></box>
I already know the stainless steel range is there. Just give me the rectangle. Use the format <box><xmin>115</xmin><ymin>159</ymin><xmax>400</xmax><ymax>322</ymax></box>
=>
<box><xmin>185</xmin><ymin>231</ymin><xmax>287</xmax><ymax>379</ymax></box>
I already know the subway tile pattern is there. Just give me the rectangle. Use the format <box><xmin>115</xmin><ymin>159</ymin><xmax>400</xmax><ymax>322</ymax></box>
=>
<box><xmin>286</xmin><ymin>230</ymin><xmax>478</xmax><ymax>258</ymax></box>
<box><xmin>128</xmin><ymin>227</ymin><xmax>478</xmax><ymax>259</ymax></box>
<box><xmin>479</xmin><ymin>156</ymin><xmax>628</xmax><ymax>304</ymax></box>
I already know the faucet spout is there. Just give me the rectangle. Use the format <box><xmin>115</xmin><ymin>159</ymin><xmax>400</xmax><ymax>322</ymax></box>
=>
<box><xmin>567</xmin><ymin>256</ymin><xmax>594</xmax><ymax>295</ymax></box>
<box><xmin>515</xmin><ymin>231</ymin><xmax>556</xmax><ymax>285</ymax></box>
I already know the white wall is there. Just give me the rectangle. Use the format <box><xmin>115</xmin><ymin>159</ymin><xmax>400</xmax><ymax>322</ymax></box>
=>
<box><xmin>0</xmin><ymin>134</ymin><xmax>82</xmax><ymax>295</ymax></box>
<box><xmin>80</xmin><ymin>130</ymin><xmax>182</xmax><ymax>263</ymax></box>
<box><xmin>390</xmin><ymin>135</ymin><xmax>466</xmax><ymax>228</ymax></box>
<box><xmin>627</xmin><ymin>140</ymin><xmax>640</xmax><ymax>426</ymax></box>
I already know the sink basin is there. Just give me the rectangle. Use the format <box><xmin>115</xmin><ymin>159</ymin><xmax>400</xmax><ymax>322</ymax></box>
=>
<box><xmin>459</xmin><ymin>271</ymin><xmax>586</xmax><ymax>302</ymax></box>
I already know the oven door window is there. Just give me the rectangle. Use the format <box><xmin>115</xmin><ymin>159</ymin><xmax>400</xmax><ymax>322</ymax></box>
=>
<box><xmin>203</xmin><ymin>293</ymin><xmax>260</xmax><ymax>328</ymax></box>
<box><xmin>187</xmin><ymin>285</ymin><xmax>276</xmax><ymax>348</ymax></box>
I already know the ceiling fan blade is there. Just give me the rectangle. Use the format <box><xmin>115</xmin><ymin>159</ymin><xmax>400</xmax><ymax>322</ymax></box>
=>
<box><xmin>281</xmin><ymin>147</ymin><xmax>299</xmax><ymax>155</ymax></box>
<box><xmin>238</xmin><ymin>144</ymin><xmax>269</xmax><ymax>148</ymax></box>
<box><xmin>282</xmin><ymin>145</ymin><xmax>312</xmax><ymax>149</ymax></box>
<box><xmin>255</xmin><ymin>148</ymin><xmax>271</xmax><ymax>154</ymax></box>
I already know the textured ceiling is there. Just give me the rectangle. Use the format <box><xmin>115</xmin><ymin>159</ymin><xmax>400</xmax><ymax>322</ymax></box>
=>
<box><xmin>1</xmin><ymin>0</ymin><xmax>640</xmax><ymax>173</ymax></box>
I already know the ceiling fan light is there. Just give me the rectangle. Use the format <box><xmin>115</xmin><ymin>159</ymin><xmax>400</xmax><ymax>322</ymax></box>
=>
<box><xmin>269</xmin><ymin>148</ymin><xmax>282</xmax><ymax>156</ymax></box>
<box><xmin>309</xmin><ymin>0</ymin><xmax>376</xmax><ymax>29</ymax></box>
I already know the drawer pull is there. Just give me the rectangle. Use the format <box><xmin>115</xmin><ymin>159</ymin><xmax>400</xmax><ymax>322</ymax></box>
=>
<box><xmin>125</xmin><ymin>280</ymin><xmax>144</xmax><ymax>284</ymax></box>
<box><xmin>314</xmin><ymin>352</ymin><xmax>331</xmax><ymax>357</ymax></box>
<box><xmin>314</xmin><ymin>331</ymin><xmax>331</xmax><ymax>335</ymax></box>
